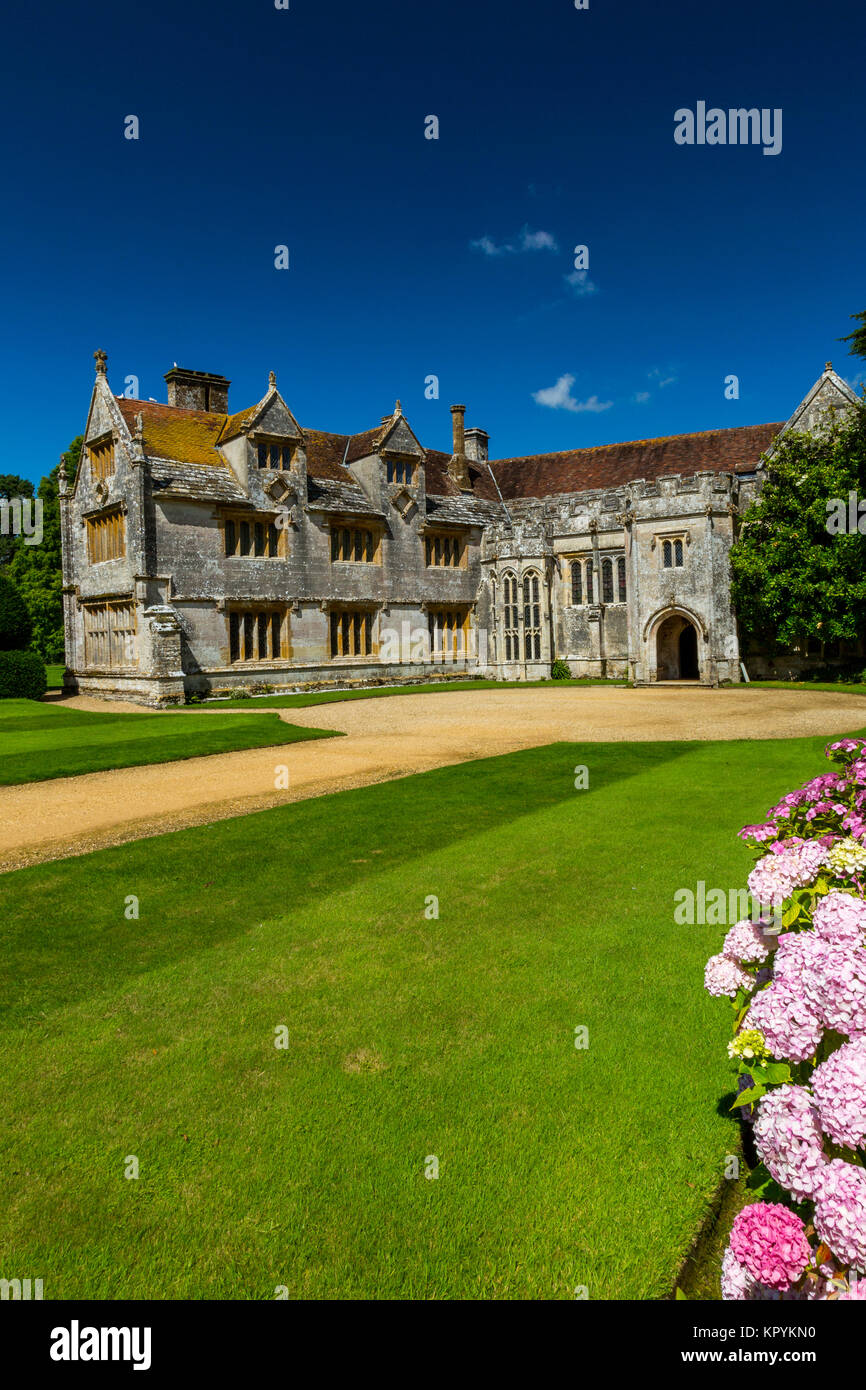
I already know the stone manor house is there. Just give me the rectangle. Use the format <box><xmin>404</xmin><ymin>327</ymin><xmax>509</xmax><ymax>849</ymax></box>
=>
<box><xmin>59</xmin><ymin>352</ymin><xmax>858</xmax><ymax>705</ymax></box>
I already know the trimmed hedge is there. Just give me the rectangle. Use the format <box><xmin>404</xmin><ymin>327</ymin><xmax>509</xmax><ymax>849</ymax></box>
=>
<box><xmin>551</xmin><ymin>658</ymin><xmax>573</xmax><ymax>680</ymax></box>
<box><xmin>0</xmin><ymin>650</ymin><xmax>47</xmax><ymax>700</ymax></box>
<box><xmin>0</xmin><ymin>574</ymin><xmax>32</xmax><ymax>651</ymax></box>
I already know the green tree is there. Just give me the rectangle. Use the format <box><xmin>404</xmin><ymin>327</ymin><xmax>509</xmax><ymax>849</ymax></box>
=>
<box><xmin>0</xmin><ymin>473</ymin><xmax>35</xmax><ymax>570</ymax></box>
<box><xmin>8</xmin><ymin>438</ymin><xmax>81</xmax><ymax>661</ymax></box>
<box><xmin>730</xmin><ymin>397</ymin><xmax>866</xmax><ymax>653</ymax></box>
<box><xmin>840</xmin><ymin>310</ymin><xmax>866</xmax><ymax>363</ymax></box>
<box><xmin>0</xmin><ymin>573</ymin><xmax>33</xmax><ymax>650</ymax></box>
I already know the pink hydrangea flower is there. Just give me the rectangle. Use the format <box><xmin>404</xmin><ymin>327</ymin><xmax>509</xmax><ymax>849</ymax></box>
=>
<box><xmin>814</xmin><ymin>1161</ymin><xmax>866</xmax><ymax>1271</ymax></box>
<box><xmin>739</xmin><ymin>822</ymin><xmax>781</xmax><ymax>844</ymax></box>
<box><xmin>704</xmin><ymin>953</ymin><xmax>753</xmax><ymax>999</ymax></box>
<box><xmin>721</xmin><ymin>1247</ymin><xmax>772</xmax><ymax>1300</ymax></box>
<box><xmin>729</xmin><ymin>1202</ymin><xmax>811</xmax><ymax>1291</ymax></box>
<box><xmin>723</xmin><ymin>919</ymin><xmax>775</xmax><ymax>965</ymax></box>
<box><xmin>817</xmin><ymin>944</ymin><xmax>866</xmax><ymax>1040</ymax></box>
<box><xmin>753</xmin><ymin>1085</ymin><xmax>827</xmax><ymax>1202</ymax></box>
<box><xmin>812</xmin><ymin>1042</ymin><xmax>866</xmax><ymax>1149</ymax></box>
<box><xmin>771</xmin><ymin>933</ymin><xmax>828</xmax><ymax>1018</ymax></box>
<box><xmin>748</xmin><ymin>841</ymin><xmax>829</xmax><ymax>907</ymax></box>
<box><xmin>744</xmin><ymin>983</ymin><xmax>824</xmax><ymax>1063</ymax></box>
<box><xmin>812</xmin><ymin>891</ymin><xmax>866</xmax><ymax>948</ymax></box>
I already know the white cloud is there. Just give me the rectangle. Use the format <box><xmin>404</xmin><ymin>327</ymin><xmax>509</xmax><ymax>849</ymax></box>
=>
<box><xmin>470</xmin><ymin>225</ymin><xmax>559</xmax><ymax>257</ymax></box>
<box><xmin>564</xmin><ymin>269</ymin><xmax>598</xmax><ymax>297</ymax></box>
<box><xmin>520</xmin><ymin>227</ymin><xmax>558</xmax><ymax>252</ymax></box>
<box><xmin>532</xmin><ymin>374</ymin><xmax>613</xmax><ymax>414</ymax></box>
<box><xmin>633</xmin><ymin>390</ymin><xmax>651</xmax><ymax>404</ymax></box>
<box><xmin>648</xmin><ymin>367</ymin><xmax>677</xmax><ymax>388</ymax></box>
<box><xmin>470</xmin><ymin>235</ymin><xmax>505</xmax><ymax>257</ymax></box>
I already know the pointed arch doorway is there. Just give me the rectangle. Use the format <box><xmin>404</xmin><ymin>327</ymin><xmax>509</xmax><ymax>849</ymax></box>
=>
<box><xmin>656</xmin><ymin>612</ymin><xmax>700</xmax><ymax>680</ymax></box>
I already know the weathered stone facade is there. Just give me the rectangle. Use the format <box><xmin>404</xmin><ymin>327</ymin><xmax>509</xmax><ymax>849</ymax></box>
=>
<box><xmin>59</xmin><ymin>355</ymin><xmax>858</xmax><ymax>705</ymax></box>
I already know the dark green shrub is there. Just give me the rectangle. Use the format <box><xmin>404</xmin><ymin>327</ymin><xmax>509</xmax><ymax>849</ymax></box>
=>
<box><xmin>0</xmin><ymin>649</ymin><xmax>47</xmax><ymax>700</ymax></box>
<box><xmin>551</xmin><ymin>659</ymin><xmax>572</xmax><ymax>681</ymax></box>
<box><xmin>0</xmin><ymin>574</ymin><xmax>32</xmax><ymax>651</ymax></box>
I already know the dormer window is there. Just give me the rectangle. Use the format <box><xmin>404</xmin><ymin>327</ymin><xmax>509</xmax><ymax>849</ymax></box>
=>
<box><xmin>386</xmin><ymin>458</ymin><xmax>414</xmax><ymax>485</ymax></box>
<box><xmin>89</xmin><ymin>435</ymin><xmax>115</xmax><ymax>482</ymax></box>
<box><xmin>257</xmin><ymin>440</ymin><xmax>295</xmax><ymax>470</ymax></box>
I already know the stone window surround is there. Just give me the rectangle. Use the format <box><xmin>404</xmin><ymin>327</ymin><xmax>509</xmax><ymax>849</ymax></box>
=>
<box><xmin>88</xmin><ymin>432</ymin><xmax>116</xmax><ymax>483</ymax></box>
<box><xmin>327</xmin><ymin>604</ymin><xmax>377</xmax><ymax>659</ymax></box>
<box><xmin>222</xmin><ymin>511</ymin><xmax>285</xmax><ymax>559</ymax></box>
<box><xmin>567</xmin><ymin>551</ymin><xmax>627</xmax><ymax>606</ymax></box>
<box><xmin>253</xmin><ymin>436</ymin><xmax>296</xmax><ymax>471</ymax></box>
<box><xmin>427</xmin><ymin>604</ymin><xmax>473</xmax><ymax>660</ymax></box>
<box><xmin>384</xmin><ymin>455</ymin><xmax>416</xmax><ymax>486</ymax></box>
<box><xmin>329</xmin><ymin>522</ymin><xmax>382</xmax><ymax>564</ymax></box>
<box><xmin>499</xmin><ymin>566</ymin><xmax>544</xmax><ymax>661</ymax></box>
<box><xmin>651</xmin><ymin>530</ymin><xmax>691</xmax><ymax>570</ymax></box>
<box><xmin>85</xmin><ymin>505</ymin><xmax>127</xmax><ymax>565</ymax></box>
<box><xmin>82</xmin><ymin>598</ymin><xmax>138</xmax><ymax>670</ymax></box>
<box><xmin>424</xmin><ymin>531</ymin><xmax>466</xmax><ymax>569</ymax></box>
<box><xmin>226</xmin><ymin>603</ymin><xmax>290</xmax><ymax>665</ymax></box>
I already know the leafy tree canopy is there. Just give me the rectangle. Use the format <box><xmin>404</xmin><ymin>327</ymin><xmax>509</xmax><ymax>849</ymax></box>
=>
<box><xmin>0</xmin><ymin>473</ymin><xmax>35</xmax><ymax>569</ymax></box>
<box><xmin>730</xmin><ymin>397</ymin><xmax>866</xmax><ymax>652</ymax></box>
<box><xmin>840</xmin><ymin>309</ymin><xmax>866</xmax><ymax>364</ymax></box>
<box><xmin>6</xmin><ymin>437</ymin><xmax>81</xmax><ymax>661</ymax></box>
<box><xmin>0</xmin><ymin>572</ymin><xmax>33</xmax><ymax>650</ymax></box>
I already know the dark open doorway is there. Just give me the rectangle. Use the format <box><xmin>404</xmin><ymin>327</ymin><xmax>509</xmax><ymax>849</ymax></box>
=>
<box><xmin>656</xmin><ymin>613</ymin><xmax>700</xmax><ymax>680</ymax></box>
<box><xmin>678</xmin><ymin>623</ymin><xmax>698</xmax><ymax>679</ymax></box>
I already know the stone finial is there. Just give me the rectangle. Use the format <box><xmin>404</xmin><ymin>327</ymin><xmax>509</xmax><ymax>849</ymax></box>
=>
<box><xmin>825</xmin><ymin>361</ymin><xmax>833</xmax><ymax>372</ymax></box>
<box><xmin>94</xmin><ymin>348</ymin><xmax>108</xmax><ymax>376</ymax></box>
<box><xmin>134</xmin><ymin>411</ymin><xmax>144</xmax><ymax>442</ymax></box>
<box><xmin>394</xmin><ymin>399</ymin><xmax>402</xmax><ymax>416</ymax></box>
<box><xmin>269</xmin><ymin>371</ymin><xmax>276</xmax><ymax>390</ymax></box>
<box><xmin>58</xmin><ymin>454</ymin><xmax>68</xmax><ymax>495</ymax></box>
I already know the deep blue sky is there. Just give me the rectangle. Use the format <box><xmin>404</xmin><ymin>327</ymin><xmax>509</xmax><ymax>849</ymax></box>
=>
<box><xmin>2</xmin><ymin>0</ymin><xmax>864</xmax><ymax>483</ymax></box>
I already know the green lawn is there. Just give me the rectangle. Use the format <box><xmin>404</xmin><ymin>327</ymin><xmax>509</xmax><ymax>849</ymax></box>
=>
<box><xmin>0</xmin><ymin>700</ymin><xmax>335</xmax><ymax>785</ymax></box>
<box><xmin>743</xmin><ymin>679</ymin><xmax>866</xmax><ymax>695</ymax></box>
<box><xmin>46</xmin><ymin>663</ymin><xmax>64</xmax><ymax>690</ymax></box>
<box><xmin>197</xmin><ymin>676</ymin><xmax>627</xmax><ymax>710</ymax></box>
<box><xmin>1</xmin><ymin>729</ymin><xmax>854</xmax><ymax>1300</ymax></box>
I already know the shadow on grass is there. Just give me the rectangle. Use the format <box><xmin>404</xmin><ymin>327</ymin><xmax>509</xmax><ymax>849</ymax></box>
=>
<box><xmin>4</xmin><ymin>728</ymin><xmax>865</xmax><ymax>1028</ymax></box>
<box><xmin>0</xmin><ymin>739</ymin><xmax>697</xmax><ymax>1025</ymax></box>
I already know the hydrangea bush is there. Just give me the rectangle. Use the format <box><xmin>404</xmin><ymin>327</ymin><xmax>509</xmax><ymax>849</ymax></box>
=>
<box><xmin>704</xmin><ymin>738</ymin><xmax>866</xmax><ymax>1300</ymax></box>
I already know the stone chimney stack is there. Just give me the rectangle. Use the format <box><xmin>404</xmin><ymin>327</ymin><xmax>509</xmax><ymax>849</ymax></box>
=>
<box><xmin>464</xmin><ymin>427</ymin><xmax>489</xmax><ymax>463</ymax></box>
<box><xmin>164</xmin><ymin>367</ymin><xmax>230</xmax><ymax>413</ymax></box>
<box><xmin>451</xmin><ymin>403</ymin><xmax>466</xmax><ymax>457</ymax></box>
<box><xmin>448</xmin><ymin>404</ymin><xmax>471</xmax><ymax>490</ymax></box>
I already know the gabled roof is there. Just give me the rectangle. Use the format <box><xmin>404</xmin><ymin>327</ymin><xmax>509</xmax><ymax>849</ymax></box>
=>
<box><xmin>488</xmin><ymin>422</ymin><xmax>784</xmax><ymax>500</ymax></box>
<box><xmin>219</xmin><ymin>404</ymin><xmax>262</xmax><ymax>442</ymax></box>
<box><xmin>113</xmin><ymin>395</ymin><xmax>789</xmax><ymax>506</ymax></box>
<box><xmin>117</xmin><ymin>399</ymin><xmax>225</xmax><ymax>466</ymax></box>
<box><xmin>345</xmin><ymin>423</ymin><xmax>392</xmax><ymax>464</ymax></box>
<box><xmin>770</xmin><ymin>366</ymin><xmax>859</xmax><ymax>453</ymax></box>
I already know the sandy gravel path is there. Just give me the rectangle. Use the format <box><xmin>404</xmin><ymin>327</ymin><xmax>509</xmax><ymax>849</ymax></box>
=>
<box><xmin>3</xmin><ymin>686</ymin><xmax>865</xmax><ymax>873</ymax></box>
